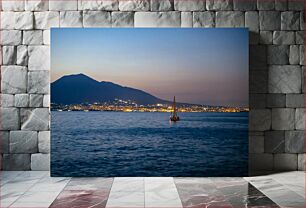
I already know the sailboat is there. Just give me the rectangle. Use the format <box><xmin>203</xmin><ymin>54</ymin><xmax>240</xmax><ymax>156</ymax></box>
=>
<box><xmin>170</xmin><ymin>96</ymin><xmax>180</xmax><ymax>122</ymax></box>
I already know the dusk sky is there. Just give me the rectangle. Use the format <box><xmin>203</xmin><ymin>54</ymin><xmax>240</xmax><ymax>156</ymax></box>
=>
<box><xmin>51</xmin><ymin>28</ymin><xmax>248</xmax><ymax>107</ymax></box>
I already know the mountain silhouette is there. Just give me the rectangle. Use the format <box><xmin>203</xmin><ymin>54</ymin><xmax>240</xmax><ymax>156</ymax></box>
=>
<box><xmin>51</xmin><ymin>73</ymin><xmax>169</xmax><ymax>105</ymax></box>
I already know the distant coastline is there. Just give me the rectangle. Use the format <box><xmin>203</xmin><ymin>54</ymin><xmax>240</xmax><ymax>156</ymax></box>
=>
<box><xmin>51</xmin><ymin>100</ymin><xmax>249</xmax><ymax>113</ymax></box>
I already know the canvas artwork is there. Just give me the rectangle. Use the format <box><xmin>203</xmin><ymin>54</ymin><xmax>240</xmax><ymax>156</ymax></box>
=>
<box><xmin>51</xmin><ymin>28</ymin><xmax>249</xmax><ymax>177</ymax></box>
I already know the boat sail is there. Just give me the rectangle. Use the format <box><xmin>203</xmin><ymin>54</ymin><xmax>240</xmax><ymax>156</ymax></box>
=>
<box><xmin>170</xmin><ymin>96</ymin><xmax>180</xmax><ymax>122</ymax></box>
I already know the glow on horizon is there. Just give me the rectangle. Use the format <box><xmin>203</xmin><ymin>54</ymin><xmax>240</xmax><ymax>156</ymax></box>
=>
<box><xmin>51</xmin><ymin>28</ymin><xmax>248</xmax><ymax>107</ymax></box>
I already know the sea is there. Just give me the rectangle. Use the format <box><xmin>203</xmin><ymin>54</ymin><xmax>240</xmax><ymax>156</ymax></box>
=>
<box><xmin>51</xmin><ymin>111</ymin><xmax>248</xmax><ymax>177</ymax></box>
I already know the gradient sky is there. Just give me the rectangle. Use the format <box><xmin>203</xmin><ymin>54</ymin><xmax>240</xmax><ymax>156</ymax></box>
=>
<box><xmin>51</xmin><ymin>28</ymin><xmax>248</xmax><ymax>107</ymax></box>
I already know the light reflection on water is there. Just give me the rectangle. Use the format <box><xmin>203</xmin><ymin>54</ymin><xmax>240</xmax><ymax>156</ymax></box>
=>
<box><xmin>51</xmin><ymin>112</ymin><xmax>248</xmax><ymax>177</ymax></box>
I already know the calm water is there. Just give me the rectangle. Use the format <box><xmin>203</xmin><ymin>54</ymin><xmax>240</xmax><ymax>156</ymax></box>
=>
<box><xmin>51</xmin><ymin>112</ymin><xmax>248</xmax><ymax>177</ymax></box>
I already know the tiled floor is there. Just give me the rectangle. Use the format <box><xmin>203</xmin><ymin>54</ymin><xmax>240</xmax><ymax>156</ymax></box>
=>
<box><xmin>1</xmin><ymin>171</ymin><xmax>305</xmax><ymax>208</ymax></box>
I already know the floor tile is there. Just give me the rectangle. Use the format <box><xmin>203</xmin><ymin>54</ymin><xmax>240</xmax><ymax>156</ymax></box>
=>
<box><xmin>65</xmin><ymin>177</ymin><xmax>113</xmax><ymax>190</ymax></box>
<box><xmin>111</xmin><ymin>177</ymin><xmax>144</xmax><ymax>192</ymax></box>
<box><xmin>145</xmin><ymin>189</ymin><xmax>183</xmax><ymax>208</ymax></box>
<box><xmin>1</xmin><ymin>171</ymin><xmax>24</xmax><ymax>186</ymax></box>
<box><xmin>0</xmin><ymin>171</ymin><xmax>304</xmax><ymax>208</ymax></box>
<box><xmin>50</xmin><ymin>190</ymin><xmax>109</xmax><ymax>208</ymax></box>
<box><xmin>11</xmin><ymin>191</ymin><xmax>61</xmax><ymax>203</ymax></box>
<box><xmin>175</xmin><ymin>178</ymin><xmax>230</xmax><ymax>208</ymax></box>
<box><xmin>106</xmin><ymin>192</ymin><xmax>144</xmax><ymax>208</ymax></box>
<box><xmin>145</xmin><ymin>177</ymin><xmax>182</xmax><ymax>208</ymax></box>
<box><xmin>27</xmin><ymin>176</ymin><xmax>70</xmax><ymax>192</ymax></box>
<box><xmin>245</xmin><ymin>176</ymin><xmax>305</xmax><ymax>208</ymax></box>
<box><xmin>9</xmin><ymin>201</ymin><xmax>52</xmax><ymax>208</ymax></box>
<box><xmin>268</xmin><ymin>171</ymin><xmax>305</xmax><ymax>198</ymax></box>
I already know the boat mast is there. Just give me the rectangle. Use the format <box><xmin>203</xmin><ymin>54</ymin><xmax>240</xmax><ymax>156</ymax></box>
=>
<box><xmin>173</xmin><ymin>96</ymin><xmax>177</xmax><ymax>117</ymax></box>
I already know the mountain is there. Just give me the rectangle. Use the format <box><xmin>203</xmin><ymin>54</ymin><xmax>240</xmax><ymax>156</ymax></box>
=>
<box><xmin>51</xmin><ymin>74</ymin><xmax>169</xmax><ymax>105</ymax></box>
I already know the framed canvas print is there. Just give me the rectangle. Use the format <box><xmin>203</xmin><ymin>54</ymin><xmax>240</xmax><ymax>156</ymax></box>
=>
<box><xmin>51</xmin><ymin>28</ymin><xmax>249</xmax><ymax>177</ymax></box>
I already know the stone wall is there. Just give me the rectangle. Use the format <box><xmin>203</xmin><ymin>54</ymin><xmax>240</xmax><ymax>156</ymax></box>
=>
<box><xmin>0</xmin><ymin>0</ymin><xmax>304</xmax><ymax>173</ymax></box>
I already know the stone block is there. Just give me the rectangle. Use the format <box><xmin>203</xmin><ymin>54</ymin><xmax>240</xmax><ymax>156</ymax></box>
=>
<box><xmin>1</xmin><ymin>66</ymin><xmax>27</xmax><ymax>94</ymax></box>
<box><xmin>0</xmin><ymin>94</ymin><xmax>14</xmax><ymax>107</ymax></box>
<box><xmin>135</xmin><ymin>12</ymin><xmax>180</xmax><ymax>27</ymax></box>
<box><xmin>206</xmin><ymin>0</ymin><xmax>233</xmax><ymax>10</ymax></box>
<box><xmin>151</xmin><ymin>0</ymin><xmax>173</xmax><ymax>11</ymax></box>
<box><xmin>78</xmin><ymin>0</ymin><xmax>119</xmax><ymax>11</ymax></box>
<box><xmin>249</xmin><ymin>94</ymin><xmax>266</xmax><ymax>109</ymax></box>
<box><xmin>3</xmin><ymin>154</ymin><xmax>31</xmax><ymax>170</ymax></box>
<box><xmin>274</xmin><ymin>154</ymin><xmax>298</xmax><ymax>170</ymax></box>
<box><xmin>302</xmin><ymin>66</ymin><xmax>305</xmax><ymax>93</ymax></box>
<box><xmin>288</xmin><ymin>0</ymin><xmax>304</xmax><ymax>11</ymax></box>
<box><xmin>250</xmin><ymin>45</ymin><xmax>267</xmax><ymax>68</ymax></box>
<box><xmin>49</xmin><ymin>0</ymin><xmax>78</xmax><ymax>11</ymax></box>
<box><xmin>275</xmin><ymin>0</ymin><xmax>287</xmax><ymax>11</ymax></box>
<box><xmin>216</xmin><ymin>11</ymin><xmax>244</xmax><ymax>27</ymax></box>
<box><xmin>15</xmin><ymin>94</ymin><xmax>29</xmax><ymax>107</ymax></box>
<box><xmin>38</xmin><ymin>131</ymin><xmax>50</xmax><ymax>153</ymax></box>
<box><xmin>249</xmin><ymin>32</ymin><xmax>259</xmax><ymax>45</ymax></box>
<box><xmin>233</xmin><ymin>0</ymin><xmax>256</xmax><ymax>10</ymax></box>
<box><xmin>2</xmin><ymin>46</ymin><xmax>17</xmax><ymax>65</ymax></box>
<box><xmin>29</xmin><ymin>94</ymin><xmax>44</xmax><ymax>107</ymax></box>
<box><xmin>23</xmin><ymin>30</ymin><xmax>43</xmax><ymax>45</ymax></box>
<box><xmin>250</xmin><ymin>70</ymin><xmax>268</xmax><ymax>93</ymax></box>
<box><xmin>299</xmin><ymin>45</ymin><xmax>304</xmax><ymax>65</ymax></box>
<box><xmin>83</xmin><ymin>11</ymin><xmax>111</xmax><ymax>27</ymax></box>
<box><xmin>28</xmin><ymin>46</ymin><xmax>50</xmax><ymax>71</ymax></box>
<box><xmin>193</xmin><ymin>12</ymin><xmax>215</xmax><ymax>27</ymax></box>
<box><xmin>249</xmin><ymin>135</ymin><xmax>264</xmax><ymax>153</ymax></box>
<box><xmin>259</xmin><ymin>11</ymin><xmax>281</xmax><ymax>30</ymax></box>
<box><xmin>43</xmin><ymin>95</ymin><xmax>50</xmax><ymax>107</ymax></box>
<box><xmin>300</xmin><ymin>12</ymin><xmax>304</xmax><ymax>30</ymax></box>
<box><xmin>1</xmin><ymin>12</ymin><xmax>15</xmax><ymax>29</ymax></box>
<box><xmin>181</xmin><ymin>12</ymin><xmax>192</xmax><ymax>27</ymax></box>
<box><xmin>119</xmin><ymin>0</ymin><xmax>150</xmax><ymax>11</ymax></box>
<box><xmin>272</xmin><ymin>108</ymin><xmax>295</xmax><ymax>130</ymax></box>
<box><xmin>112</xmin><ymin>12</ymin><xmax>134</xmax><ymax>27</ymax></box>
<box><xmin>286</xmin><ymin>94</ymin><xmax>304</xmax><ymax>107</ymax></box>
<box><xmin>273</xmin><ymin>31</ymin><xmax>295</xmax><ymax>45</ymax></box>
<box><xmin>17</xmin><ymin>45</ymin><xmax>28</xmax><ymax>66</ymax></box>
<box><xmin>14</xmin><ymin>12</ymin><xmax>34</xmax><ymax>30</ymax></box>
<box><xmin>10</xmin><ymin>131</ymin><xmax>38</xmax><ymax>153</ymax></box>
<box><xmin>0</xmin><ymin>108</ymin><xmax>19</xmax><ymax>130</ymax></box>
<box><xmin>298</xmin><ymin>154</ymin><xmax>305</xmax><ymax>170</ymax></box>
<box><xmin>264</xmin><ymin>131</ymin><xmax>285</xmax><ymax>153</ymax></box>
<box><xmin>257</xmin><ymin>0</ymin><xmax>274</xmax><ymax>10</ymax></box>
<box><xmin>296</xmin><ymin>31</ymin><xmax>304</xmax><ymax>44</ymax></box>
<box><xmin>266</xmin><ymin>94</ymin><xmax>286</xmax><ymax>107</ymax></box>
<box><xmin>174</xmin><ymin>0</ymin><xmax>205</xmax><ymax>11</ymax></box>
<box><xmin>249</xmin><ymin>153</ymin><xmax>273</xmax><ymax>171</ymax></box>
<box><xmin>267</xmin><ymin>45</ymin><xmax>289</xmax><ymax>64</ymax></box>
<box><xmin>26</xmin><ymin>0</ymin><xmax>49</xmax><ymax>11</ymax></box>
<box><xmin>1</xmin><ymin>30</ymin><xmax>22</xmax><ymax>45</ymax></box>
<box><xmin>31</xmin><ymin>153</ymin><xmax>50</xmax><ymax>170</ymax></box>
<box><xmin>60</xmin><ymin>11</ymin><xmax>82</xmax><ymax>27</ymax></box>
<box><xmin>245</xmin><ymin>11</ymin><xmax>259</xmax><ymax>32</ymax></box>
<box><xmin>250</xmin><ymin>131</ymin><xmax>264</xmax><ymax>136</ymax></box>
<box><xmin>295</xmin><ymin>108</ymin><xmax>304</xmax><ymax>130</ymax></box>
<box><xmin>2</xmin><ymin>1</ymin><xmax>25</xmax><ymax>11</ymax></box>
<box><xmin>43</xmin><ymin>30</ymin><xmax>50</xmax><ymax>45</ymax></box>
<box><xmin>246</xmin><ymin>12</ymin><xmax>259</xmax><ymax>44</ymax></box>
<box><xmin>0</xmin><ymin>131</ymin><xmax>9</xmax><ymax>153</ymax></box>
<box><xmin>269</xmin><ymin>65</ymin><xmax>301</xmax><ymax>93</ymax></box>
<box><xmin>28</xmin><ymin>71</ymin><xmax>50</xmax><ymax>94</ymax></box>
<box><xmin>289</xmin><ymin>45</ymin><xmax>300</xmax><ymax>64</ymax></box>
<box><xmin>34</xmin><ymin>11</ymin><xmax>60</xmax><ymax>29</ymax></box>
<box><xmin>249</xmin><ymin>109</ymin><xmax>271</xmax><ymax>131</ymax></box>
<box><xmin>21</xmin><ymin>108</ymin><xmax>49</xmax><ymax>131</ymax></box>
<box><xmin>285</xmin><ymin>130</ymin><xmax>304</xmax><ymax>153</ymax></box>
<box><xmin>281</xmin><ymin>11</ymin><xmax>300</xmax><ymax>30</ymax></box>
